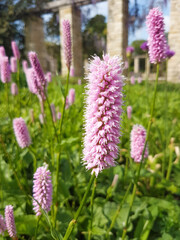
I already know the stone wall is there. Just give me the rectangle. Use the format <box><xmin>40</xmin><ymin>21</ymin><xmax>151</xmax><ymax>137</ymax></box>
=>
<box><xmin>107</xmin><ymin>0</ymin><xmax>128</xmax><ymax>60</ymax></box>
<box><xmin>25</xmin><ymin>15</ymin><xmax>47</xmax><ymax>71</ymax></box>
<box><xmin>168</xmin><ymin>0</ymin><xmax>180</xmax><ymax>82</ymax></box>
<box><xmin>59</xmin><ymin>5</ymin><xmax>83</xmax><ymax>77</ymax></box>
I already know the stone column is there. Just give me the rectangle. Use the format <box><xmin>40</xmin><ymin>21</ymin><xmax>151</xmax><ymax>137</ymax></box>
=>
<box><xmin>107</xmin><ymin>0</ymin><xmax>128</xmax><ymax>59</ymax></box>
<box><xmin>59</xmin><ymin>5</ymin><xmax>83</xmax><ymax>77</ymax></box>
<box><xmin>168</xmin><ymin>0</ymin><xmax>180</xmax><ymax>83</ymax></box>
<box><xmin>134</xmin><ymin>57</ymin><xmax>139</xmax><ymax>73</ymax></box>
<box><xmin>25</xmin><ymin>15</ymin><xmax>47</xmax><ymax>71</ymax></box>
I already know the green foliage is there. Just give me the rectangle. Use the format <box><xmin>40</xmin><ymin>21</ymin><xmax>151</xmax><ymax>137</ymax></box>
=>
<box><xmin>0</xmin><ymin>72</ymin><xmax>180</xmax><ymax>239</ymax></box>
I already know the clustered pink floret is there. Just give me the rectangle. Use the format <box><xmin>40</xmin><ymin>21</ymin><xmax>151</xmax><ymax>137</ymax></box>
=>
<box><xmin>33</xmin><ymin>164</ymin><xmax>52</xmax><ymax>216</ymax></box>
<box><xmin>5</xmin><ymin>205</ymin><xmax>17</xmax><ymax>239</ymax></box>
<box><xmin>13</xmin><ymin>117</ymin><xmax>31</xmax><ymax>148</ymax></box>
<box><xmin>11</xmin><ymin>41</ymin><xmax>20</xmax><ymax>60</ymax></box>
<box><xmin>0</xmin><ymin>56</ymin><xmax>11</xmax><ymax>83</ymax></box>
<box><xmin>83</xmin><ymin>54</ymin><xmax>124</xmax><ymax>176</ymax></box>
<box><xmin>130</xmin><ymin>124</ymin><xmax>148</xmax><ymax>162</ymax></box>
<box><xmin>146</xmin><ymin>7</ymin><xmax>167</xmax><ymax>64</ymax></box>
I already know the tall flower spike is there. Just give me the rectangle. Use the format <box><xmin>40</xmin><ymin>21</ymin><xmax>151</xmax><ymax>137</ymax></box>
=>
<box><xmin>25</xmin><ymin>68</ymin><xmax>39</xmax><ymax>95</ymax></box>
<box><xmin>5</xmin><ymin>205</ymin><xmax>17</xmax><ymax>239</ymax></box>
<box><xmin>13</xmin><ymin>117</ymin><xmax>31</xmax><ymax>148</ymax></box>
<box><xmin>127</xmin><ymin>106</ymin><xmax>132</xmax><ymax>119</ymax></box>
<box><xmin>68</xmin><ymin>88</ymin><xmax>75</xmax><ymax>105</ymax></box>
<box><xmin>130</xmin><ymin>124</ymin><xmax>148</xmax><ymax>163</ymax></box>
<box><xmin>11</xmin><ymin>82</ymin><xmax>18</xmax><ymax>96</ymax></box>
<box><xmin>62</xmin><ymin>19</ymin><xmax>72</xmax><ymax>70</ymax></box>
<box><xmin>28</xmin><ymin>51</ymin><xmax>46</xmax><ymax>87</ymax></box>
<box><xmin>45</xmin><ymin>72</ymin><xmax>52</xmax><ymax>82</ymax></box>
<box><xmin>10</xmin><ymin>57</ymin><xmax>17</xmax><ymax>73</ymax></box>
<box><xmin>11</xmin><ymin>41</ymin><xmax>20</xmax><ymax>60</ymax></box>
<box><xmin>0</xmin><ymin>57</ymin><xmax>11</xmax><ymax>83</ymax></box>
<box><xmin>0</xmin><ymin>46</ymin><xmax>6</xmax><ymax>57</ymax></box>
<box><xmin>146</xmin><ymin>8</ymin><xmax>167</xmax><ymax>64</ymax></box>
<box><xmin>33</xmin><ymin>163</ymin><xmax>52</xmax><ymax>216</ymax></box>
<box><xmin>83</xmin><ymin>54</ymin><xmax>124</xmax><ymax>176</ymax></box>
<box><xmin>0</xmin><ymin>214</ymin><xmax>6</xmax><ymax>235</ymax></box>
<box><xmin>22</xmin><ymin>60</ymin><xmax>28</xmax><ymax>73</ymax></box>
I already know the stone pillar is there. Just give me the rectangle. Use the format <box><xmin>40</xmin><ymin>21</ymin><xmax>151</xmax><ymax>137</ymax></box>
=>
<box><xmin>134</xmin><ymin>57</ymin><xmax>139</xmax><ymax>73</ymax></box>
<box><xmin>107</xmin><ymin>0</ymin><xmax>128</xmax><ymax>59</ymax></box>
<box><xmin>168</xmin><ymin>0</ymin><xmax>180</xmax><ymax>83</ymax></box>
<box><xmin>25</xmin><ymin>15</ymin><xmax>47</xmax><ymax>71</ymax></box>
<box><xmin>59</xmin><ymin>5</ymin><xmax>83</xmax><ymax>77</ymax></box>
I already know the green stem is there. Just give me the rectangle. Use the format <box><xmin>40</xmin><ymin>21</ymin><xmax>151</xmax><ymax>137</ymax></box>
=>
<box><xmin>121</xmin><ymin>63</ymin><xmax>160</xmax><ymax>240</ymax></box>
<box><xmin>63</xmin><ymin>173</ymin><xmax>96</xmax><ymax>240</ymax></box>
<box><xmin>163</xmin><ymin>59</ymin><xmax>168</xmax><ymax>177</ymax></box>
<box><xmin>6</xmin><ymin>83</ymin><xmax>12</xmax><ymax>120</ymax></box>
<box><xmin>53</xmin><ymin>70</ymin><xmax>70</xmax><ymax>226</ymax></box>
<box><xmin>17</xmin><ymin>59</ymin><xmax>21</xmax><ymax>115</ymax></box>
<box><xmin>106</xmin><ymin>182</ymin><xmax>132</xmax><ymax>239</ymax></box>
<box><xmin>145</xmin><ymin>53</ymin><xmax>149</xmax><ymax>113</ymax></box>
<box><xmin>88</xmin><ymin>177</ymin><xmax>97</xmax><ymax>240</ymax></box>
<box><xmin>166</xmin><ymin>143</ymin><xmax>174</xmax><ymax>180</ymax></box>
<box><xmin>35</xmin><ymin>215</ymin><xmax>42</xmax><ymax>240</ymax></box>
<box><xmin>45</xmin><ymin>92</ymin><xmax>59</xmax><ymax>141</ymax></box>
<box><xmin>29</xmin><ymin>147</ymin><xmax>37</xmax><ymax>172</ymax></box>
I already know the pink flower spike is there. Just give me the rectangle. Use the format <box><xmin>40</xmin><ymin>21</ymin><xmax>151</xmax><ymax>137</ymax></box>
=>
<box><xmin>28</xmin><ymin>51</ymin><xmax>46</xmax><ymax>87</ymax></box>
<box><xmin>130</xmin><ymin>124</ymin><xmax>148</xmax><ymax>163</ymax></box>
<box><xmin>68</xmin><ymin>88</ymin><xmax>75</xmax><ymax>105</ymax></box>
<box><xmin>62</xmin><ymin>19</ymin><xmax>72</xmax><ymax>70</ymax></box>
<box><xmin>11</xmin><ymin>82</ymin><xmax>18</xmax><ymax>96</ymax></box>
<box><xmin>78</xmin><ymin>79</ymin><xmax>81</xmax><ymax>85</ymax></box>
<box><xmin>0</xmin><ymin>214</ymin><xmax>6</xmax><ymax>235</ymax></box>
<box><xmin>22</xmin><ymin>60</ymin><xmax>28</xmax><ymax>73</ymax></box>
<box><xmin>11</xmin><ymin>41</ymin><xmax>20</xmax><ymax>60</ymax></box>
<box><xmin>146</xmin><ymin>8</ymin><xmax>167</xmax><ymax>64</ymax></box>
<box><xmin>33</xmin><ymin>163</ymin><xmax>53</xmax><ymax>216</ymax></box>
<box><xmin>10</xmin><ymin>57</ymin><xmax>17</xmax><ymax>73</ymax></box>
<box><xmin>70</xmin><ymin>67</ymin><xmax>74</xmax><ymax>77</ymax></box>
<box><xmin>50</xmin><ymin>103</ymin><xmax>57</xmax><ymax>122</ymax></box>
<box><xmin>13</xmin><ymin>117</ymin><xmax>31</xmax><ymax>148</ymax></box>
<box><xmin>45</xmin><ymin>72</ymin><xmax>52</xmax><ymax>82</ymax></box>
<box><xmin>39</xmin><ymin>114</ymin><xmax>45</xmax><ymax>124</ymax></box>
<box><xmin>5</xmin><ymin>205</ymin><xmax>17</xmax><ymax>239</ymax></box>
<box><xmin>57</xmin><ymin>112</ymin><xmax>61</xmax><ymax>120</ymax></box>
<box><xmin>127</xmin><ymin>106</ymin><xmax>132</xmax><ymax>119</ymax></box>
<box><xmin>83</xmin><ymin>54</ymin><xmax>124</xmax><ymax>176</ymax></box>
<box><xmin>0</xmin><ymin>57</ymin><xmax>11</xmax><ymax>83</ymax></box>
<box><xmin>130</xmin><ymin>75</ymin><xmax>135</xmax><ymax>85</ymax></box>
<box><xmin>138</xmin><ymin>76</ymin><xmax>142</xmax><ymax>84</ymax></box>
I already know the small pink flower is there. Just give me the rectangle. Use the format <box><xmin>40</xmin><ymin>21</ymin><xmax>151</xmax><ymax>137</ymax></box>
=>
<box><xmin>127</xmin><ymin>106</ymin><xmax>132</xmax><ymax>119</ymax></box>
<box><xmin>11</xmin><ymin>83</ymin><xmax>18</xmax><ymax>96</ymax></box>
<box><xmin>33</xmin><ymin>163</ymin><xmax>52</xmax><ymax>216</ymax></box>
<box><xmin>11</xmin><ymin>41</ymin><xmax>20</xmax><ymax>60</ymax></box>
<box><xmin>5</xmin><ymin>205</ymin><xmax>17</xmax><ymax>239</ymax></box>
<box><xmin>39</xmin><ymin>114</ymin><xmax>45</xmax><ymax>124</ymax></box>
<box><xmin>130</xmin><ymin>124</ymin><xmax>148</xmax><ymax>162</ymax></box>
<box><xmin>0</xmin><ymin>46</ymin><xmax>6</xmax><ymax>57</ymax></box>
<box><xmin>13</xmin><ymin>117</ymin><xmax>31</xmax><ymax>148</ymax></box>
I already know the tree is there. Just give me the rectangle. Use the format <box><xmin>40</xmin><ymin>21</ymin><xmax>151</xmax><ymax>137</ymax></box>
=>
<box><xmin>82</xmin><ymin>14</ymin><xmax>106</xmax><ymax>58</ymax></box>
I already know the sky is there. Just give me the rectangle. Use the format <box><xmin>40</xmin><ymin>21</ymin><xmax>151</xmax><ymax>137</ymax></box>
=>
<box><xmin>80</xmin><ymin>0</ymin><xmax>170</xmax><ymax>44</ymax></box>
